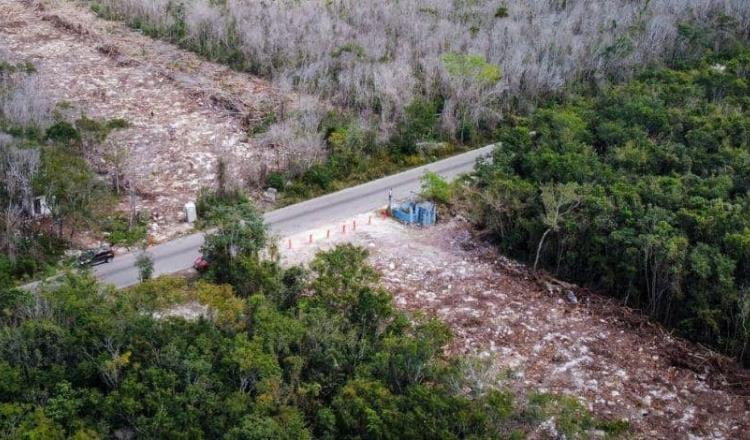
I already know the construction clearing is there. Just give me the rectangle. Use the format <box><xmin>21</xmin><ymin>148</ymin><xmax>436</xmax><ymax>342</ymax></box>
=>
<box><xmin>0</xmin><ymin>0</ymin><xmax>298</xmax><ymax>240</ymax></box>
<box><xmin>3</xmin><ymin>1</ymin><xmax>748</xmax><ymax>437</ymax></box>
<box><xmin>279</xmin><ymin>213</ymin><xmax>750</xmax><ymax>439</ymax></box>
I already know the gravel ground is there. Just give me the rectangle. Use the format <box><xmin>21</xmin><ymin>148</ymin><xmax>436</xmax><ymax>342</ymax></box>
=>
<box><xmin>0</xmin><ymin>0</ymin><xmax>289</xmax><ymax>240</ymax></box>
<box><xmin>280</xmin><ymin>214</ymin><xmax>750</xmax><ymax>439</ymax></box>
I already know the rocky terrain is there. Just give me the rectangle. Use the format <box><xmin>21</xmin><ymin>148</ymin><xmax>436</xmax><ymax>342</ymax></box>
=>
<box><xmin>280</xmin><ymin>214</ymin><xmax>750</xmax><ymax>439</ymax></box>
<box><xmin>0</xmin><ymin>0</ymin><xmax>291</xmax><ymax>240</ymax></box>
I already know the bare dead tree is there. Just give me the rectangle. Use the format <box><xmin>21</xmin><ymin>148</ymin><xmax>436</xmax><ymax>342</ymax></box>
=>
<box><xmin>210</xmin><ymin>129</ymin><xmax>242</xmax><ymax>197</ymax></box>
<box><xmin>256</xmin><ymin>97</ymin><xmax>326</xmax><ymax>177</ymax></box>
<box><xmin>737</xmin><ymin>289</ymin><xmax>750</xmax><ymax>361</ymax></box>
<box><xmin>0</xmin><ymin>75</ymin><xmax>52</xmax><ymax>129</ymax></box>
<box><xmin>0</xmin><ymin>143</ymin><xmax>40</xmax><ymax>262</ymax></box>
<box><xmin>534</xmin><ymin>182</ymin><xmax>581</xmax><ymax>274</ymax></box>
<box><xmin>89</xmin><ymin>0</ymin><xmax>750</xmax><ymax>149</ymax></box>
<box><xmin>101</xmin><ymin>139</ymin><xmax>133</xmax><ymax>195</ymax></box>
<box><xmin>122</xmin><ymin>148</ymin><xmax>142</xmax><ymax>229</ymax></box>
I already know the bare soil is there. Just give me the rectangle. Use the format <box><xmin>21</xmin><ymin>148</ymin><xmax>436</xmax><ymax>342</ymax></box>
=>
<box><xmin>0</xmin><ymin>0</ymin><xmax>291</xmax><ymax>240</ymax></box>
<box><xmin>280</xmin><ymin>214</ymin><xmax>750</xmax><ymax>439</ymax></box>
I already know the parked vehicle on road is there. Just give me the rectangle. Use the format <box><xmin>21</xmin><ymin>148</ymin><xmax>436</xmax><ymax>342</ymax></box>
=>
<box><xmin>193</xmin><ymin>255</ymin><xmax>210</xmax><ymax>272</ymax></box>
<box><xmin>78</xmin><ymin>247</ymin><xmax>115</xmax><ymax>266</ymax></box>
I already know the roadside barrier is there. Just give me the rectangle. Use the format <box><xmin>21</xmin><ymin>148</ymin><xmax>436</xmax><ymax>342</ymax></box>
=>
<box><xmin>284</xmin><ymin>210</ymin><xmax>391</xmax><ymax>253</ymax></box>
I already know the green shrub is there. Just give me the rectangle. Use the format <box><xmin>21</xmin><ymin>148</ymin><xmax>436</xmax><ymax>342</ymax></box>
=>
<box><xmin>45</xmin><ymin>121</ymin><xmax>80</xmax><ymax>145</ymax></box>
<box><xmin>195</xmin><ymin>187</ymin><xmax>251</xmax><ymax>227</ymax></box>
<box><xmin>75</xmin><ymin>116</ymin><xmax>129</xmax><ymax>143</ymax></box>
<box><xmin>11</xmin><ymin>257</ymin><xmax>38</xmax><ymax>280</ymax></box>
<box><xmin>524</xmin><ymin>394</ymin><xmax>594</xmax><ymax>436</ymax></box>
<box><xmin>0</xmin><ymin>61</ymin><xmax>35</xmax><ymax>74</ymax></box>
<box><xmin>393</xmin><ymin>98</ymin><xmax>442</xmax><ymax>155</ymax></box>
<box><xmin>249</xmin><ymin>113</ymin><xmax>277</xmax><ymax>135</ymax></box>
<box><xmin>494</xmin><ymin>5</ymin><xmax>509</xmax><ymax>18</ymax></box>
<box><xmin>302</xmin><ymin>165</ymin><xmax>333</xmax><ymax>190</ymax></box>
<box><xmin>0</xmin><ymin>232</ymin><xmax>68</xmax><ymax>284</ymax></box>
<box><xmin>0</xmin><ymin>256</ymin><xmax>13</xmax><ymax>289</ymax></box>
<box><xmin>89</xmin><ymin>2</ymin><xmax>102</xmax><ymax>15</ymax></box>
<box><xmin>331</xmin><ymin>42</ymin><xmax>366</xmax><ymax>59</ymax></box>
<box><xmin>106</xmin><ymin>118</ymin><xmax>129</xmax><ymax>129</ymax></box>
<box><xmin>265</xmin><ymin>172</ymin><xmax>285</xmax><ymax>190</ymax></box>
<box><xmin>135</xmin><ymin>252</ymin><xmax>154</xmax><ymax>282</ymax></box>
<box><xmin>420</xmin><ymin>171</ymin><xmax>452</xmax><ymax>204</ymax></box>
<box><xmin>104</xmin><ymin>215</ymin><xmax>148</xmax><ymax>247</ymax></box>
<box><xmin>596</xmin><ymin>419</ymin><xmax>631</xmax><ymax>436</ymax></box>
<box><xmin>441</xmin><ymin>53</ymin><xmax>502</xmax><ymax>85</ymax></box>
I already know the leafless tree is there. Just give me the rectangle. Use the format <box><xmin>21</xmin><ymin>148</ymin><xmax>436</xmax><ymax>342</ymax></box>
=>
<box><xmin>101</xmin><ymin>139</ymin><xmax>133</xmax><ymax>195</ymax></box>
<box><xmin>256</xmin><ymin>97</ymin><xmax>326</xmax><ymax>176</ymax></box>
<box><xmin>736</xmin><ymin>289</ymin><xmax>750</xmax><ymax>360</ymax></box>
<box><xmin>120</xmin><ymin>146</ymin><xmax>143</xmax><ymax>229</ymax></box>
<box><xmin>0</xmin><ymin>140</ymin><xmax>40</xmax><ymax>261</ymax></box>
<box><xmin>93</xmin><ymin>0</ymin><xmax>750</xmax><ymax>152</ymax></box>
<box><xmin>641</xmin><ymin>228</ymin><xmax>688</xmax><ymax>319</ymax></box>
<box><xmin>0</xmin><ymin>74</ymin><xmax>52</xmax><ymax>129</ymax></box>
<box><xmin>534</xmin><ymin>182</ymin><xmax>581</xmax><ymax>273</ymax></box>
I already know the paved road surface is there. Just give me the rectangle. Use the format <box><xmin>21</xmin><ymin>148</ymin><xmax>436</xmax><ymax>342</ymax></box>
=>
<box><xmin>93</xmin><ymin>144</ymin><xmax>495</xmax><ymax>288</ymax></box>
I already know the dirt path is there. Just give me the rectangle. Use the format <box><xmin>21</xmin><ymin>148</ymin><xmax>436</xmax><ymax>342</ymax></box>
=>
<box><xmin>0</xmin><ymin>0</ymin><xmax>284</xmax><ymax>239</ymax></box>
<box><xmin>280</xmin><ymin>216</ymin><xmax>750</xmax><ymax>439</ymax></box>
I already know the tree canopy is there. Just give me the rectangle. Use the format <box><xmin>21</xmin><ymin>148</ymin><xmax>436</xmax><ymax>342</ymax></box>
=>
<box><xmin>467</xmin><ymin>47</ymin><xmax>750</xmax><ymax>365</ymax></box>
<box><xmin>0</xmin><ymin>209</ymin><xmax>624</xmax><ymax>438</ymax></box>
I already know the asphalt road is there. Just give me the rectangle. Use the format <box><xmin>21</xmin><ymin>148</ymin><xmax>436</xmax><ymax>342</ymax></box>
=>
<box><xmin>93</xmin><ymin>144</ymin><xmax>496</xmax><ymax>288</ymax></box>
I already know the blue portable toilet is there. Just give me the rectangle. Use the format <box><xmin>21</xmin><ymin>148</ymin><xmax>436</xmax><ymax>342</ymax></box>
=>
<box><xmin>415</xmin><ymin>202</ymin><xmax>436</xmax><ymax>226</ymax></box>
<box><xmin>391</xmin><ymin>200</ymin><xmax>436</xmax><ymax>226</ymax></box>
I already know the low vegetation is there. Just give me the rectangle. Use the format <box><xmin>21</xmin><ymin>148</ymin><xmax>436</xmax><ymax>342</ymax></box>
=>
<box><xmin>103</xmin><ymin>213</ymin><xmax>148</xmax><ymax>248</ymax></box>
<box><xmin>464</xmin><ymin>47</ymin><xmax>750</xmax><ymax>365</ymax></box>
<box><xmin>275</xmin><ymin>139</ymin><xmax>461</xmax><ymax>205</ymax></box>
<box><xmin>420</xmin><ymin>171</ymin><xmax>453</xmax><ymax>205</ymax></box>
<box><xmin>0</xmin><ymin>202</ymin><xmax>627</xmax><ymax>438</ymax></box>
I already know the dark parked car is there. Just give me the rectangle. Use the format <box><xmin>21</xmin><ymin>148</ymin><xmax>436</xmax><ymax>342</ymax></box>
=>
<box><xmin>78</xmin><ymin>247</ymin><xmax>115</xmax><ymax>266</ymax></box>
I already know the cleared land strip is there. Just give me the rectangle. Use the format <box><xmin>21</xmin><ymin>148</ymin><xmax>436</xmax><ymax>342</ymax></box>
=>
<box><xmin>0</xmin><ymin>0</ymin><xmax>281</xmax><ymax>239</ymax></box>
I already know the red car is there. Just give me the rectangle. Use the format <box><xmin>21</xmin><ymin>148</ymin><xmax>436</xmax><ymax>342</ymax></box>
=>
<box><xmin>193</xmin><ymin>256</ymin><xmax>210</xmax><ymax>271</ymax></box>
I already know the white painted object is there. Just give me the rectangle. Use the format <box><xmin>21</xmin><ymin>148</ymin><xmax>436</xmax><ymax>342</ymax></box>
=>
<box><xmin>263</xmin><ymin>187</ymin><xmax>278</xmax><ymax>203</ymax></box>
<box><xmin>184</xmin><ymin>202</ymin><xmax>197</xmax><ymax>223</ymax></box>
<box><xmin>32</xmin><ymin>196</ymin><xmax>51</xmax><ymax>217</ymax></box>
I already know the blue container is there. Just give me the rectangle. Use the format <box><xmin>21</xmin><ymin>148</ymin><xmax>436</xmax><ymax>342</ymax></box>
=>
<box><xmin>391</xmin><ymin>201</ymin><xmax>436</xmax><ymax>226</ymax></box>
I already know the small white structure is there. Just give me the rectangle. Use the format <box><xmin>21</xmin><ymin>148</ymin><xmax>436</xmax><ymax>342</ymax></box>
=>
<box><xmin>184</xmin><ymin>201</ymin><xmax>197</xmax><ymax>223</ymax></box>
<box><xmin>263</xmin><ymin>187</ymin><xmax>278</xmax><ymax>203</ymax></box>
<box><xmin>31</xmin><ymin>196</ymin><xmax>51</xmax><ymax>218</ymax></box>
